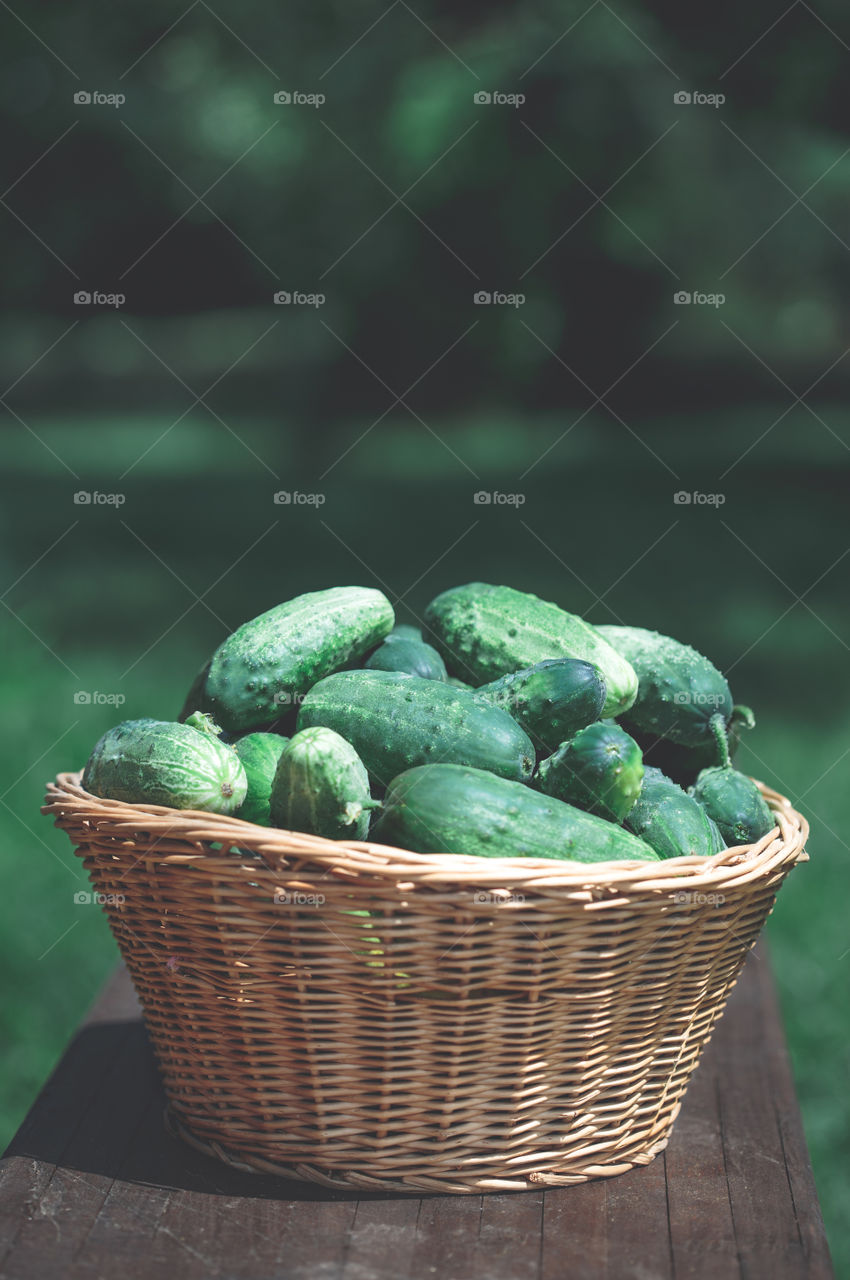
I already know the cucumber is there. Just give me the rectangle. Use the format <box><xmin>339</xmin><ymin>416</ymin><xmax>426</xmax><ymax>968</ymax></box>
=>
<box><xmin>625</xmin><ymin>766</ymin><xmax>725</xmax><ymax>859</ymax></box>
<box><xmin>182</xmin><ymin>586</ymin><xmax>394</xmax><ymax>732</ymax></box>
<box><xmin>296</xmin><ymin>669</ymin><xmax>536</xmax><ymax>788</ymax></box>
<box><xmin>595</xmin><ymin>625</ymin><xmax>734</xmax><ymax>749</ymax></box>
<box><xmin>690</xmin><ymin>718</ymin><xmax>775</xmax><ymax>846</ymax></box>
<box><xmin>390</xmin><ymin>624</ymin><xmax>424</xmax><ymax>641</ymax></box>
<box><xmin>234</xmin><ymin>732</ymin><xmax>289</xmax><ymax>826</ymax></box>
<box><xmin>82</xmin><ymin>718</ymin><xmax>247</xmax><ymax>815</ymax></box>
<box><xmin>270</xmin><ymin>727</ymin><xmax>375</xmax><ymax>840</ymax></box>
<box><xmin>424</xmin><ymin>583</ymin><xmax>637</xmax><ymax>716</ymax></box>
<box><xmin>629</xmin><ymin>707</ymin><xmax>753</xmax><ymax>788</ymax></box>
<box><xmin>373</xmin><ymin>764</ymin><xmax>659</xmax><ymax>863</ymax></box>
<box><xmin>446</xmin><ymin>676</ymin><xmax>473</xmax><ymax>690</ymax></box>
<box><xmin>474</xmin><ymin>658</ymin><xmax>606</xmax><ymax>756</ymax></box>
<box><xmin>365</xmin><ymin>633</ymin><xmax>448</xmax><ymax>681</ymax></box>
<box><xmin>536</xmin><ymin>722</ymin><xmax>643</xmax><ymax>823</ymax></box>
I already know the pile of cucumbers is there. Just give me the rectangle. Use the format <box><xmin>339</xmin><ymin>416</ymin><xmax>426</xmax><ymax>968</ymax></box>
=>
<box><xmin>81</xmin><ymin>582</ymin><xmax>777</xmax><ymax>864</ymax></box>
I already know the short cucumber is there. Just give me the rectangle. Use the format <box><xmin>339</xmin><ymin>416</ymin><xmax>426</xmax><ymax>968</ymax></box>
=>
<box><xmin>82</xmin><ymin>718</ymin><xmax>247</xmax><ymax>815</ymax></box>
<box><xmin>270</xmin><ymin>727</ymin><xmax>375</xmax><ymax>840</ymax></box>
<box><xmin>234</xmin><ymin>732</ymin><xmax>289</xmax><ymax>826</ymax></box>
<box><xmin>424</xmin><ymin>582</ymin><xmax>637</xmax><ymax>716</ymax></box>
<box><xmin>690</xmin><ymin>717</ymin><xmax>775</xmax><ymax>846</ymax></box>
<box><xmin>625</xmin><ymin>765</ymin><xmax>725</xmax><ymax>859</ymax></box>
<box><xmin>536</xmin><ymin>722</ymin><xmax>643</xmax><ymax>823</ymax></box>
<box><xmin>365</xmin><ymin>633</ymin><xmax>448</xmax><ymax>681</ymax></box>
<box><xmin>182</xmin><ymin>585</ymin><xmax>394</xmax><ymax>732</ymax></box>
<box><xmin>474</xmin><ymin>658</ymin><xmax>606</xmax><ymax>756</ymax></box>
<box><xmin>629</xmin><ymin>706</ymin><xmax>753</xmax><ymax>788</ymax></box>
<box><xmin>373</xmin><ymin>764</ymin><xmax>659</xmax><ymax>863</ymax></box>
<box><xmin>596</xmin><ymin>624</ymin><xmax>734</xmax><ymax>749</ymax></box>
<box><xmin>296</xmin><ymin>669</ymin><xmax>536</xmax><ymax>787</ymax></box>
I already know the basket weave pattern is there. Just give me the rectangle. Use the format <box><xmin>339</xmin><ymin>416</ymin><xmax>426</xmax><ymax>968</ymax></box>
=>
<box><xmin>44</xmin><ymin>771</ymin><xmax>808</xmax><ymax>1194</ymax></box>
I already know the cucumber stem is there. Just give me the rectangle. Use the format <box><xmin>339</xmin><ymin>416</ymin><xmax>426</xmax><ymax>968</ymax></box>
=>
<box><xmin>730</xmin><ymin>704</ymin><xmax>756</xmax><ymax>733</ymax></box>
<box><xmin>709</xmin><ymin>713</ymin><xmax>731</xmax><ymax>769</ymax></box>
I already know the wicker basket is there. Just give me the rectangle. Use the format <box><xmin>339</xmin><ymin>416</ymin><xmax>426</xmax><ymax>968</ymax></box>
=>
<box><xmin>44</xmin><ymin>771</ymin><xmax>808</xmax><ymax>1194</ymax></box>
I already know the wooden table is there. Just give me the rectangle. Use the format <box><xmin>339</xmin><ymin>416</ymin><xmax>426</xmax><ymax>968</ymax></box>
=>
<box><xmin>0</xmin><ymin>945</ymin><xmax>833</xmax><ymax>1279</ymax></box>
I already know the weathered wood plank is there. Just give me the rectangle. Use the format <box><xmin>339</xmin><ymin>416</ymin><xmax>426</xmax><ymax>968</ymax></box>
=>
<box><xmin>0</xmin><ymin>948</ymin><xmax>833</xmax><ymax>1280</ymax></box>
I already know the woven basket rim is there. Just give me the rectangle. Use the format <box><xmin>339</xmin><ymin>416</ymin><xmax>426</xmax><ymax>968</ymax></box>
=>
<box><xmin>43</xmin><ymin>770</ymin><xmax>809</xmax><ymax>893</ymax></box>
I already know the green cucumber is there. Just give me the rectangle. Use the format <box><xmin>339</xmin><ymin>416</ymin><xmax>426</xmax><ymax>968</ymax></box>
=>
<box><xmin>596</xmin><ymin>624</ymin><xmax>734</xmax><ymax>749</ymax></box>
<box><xmin>365</xmin><ymin>633</ymin><xmax>448</xmax><ymax>681</ymax></box>
<box><xmin>690</xmin><ymin>718</ymin><xmax>775</xmax><ymax>846</ymax></box>
<box><xmin>625</xmin><ymin>765</ymin><xmax>725</xmax><ymax>859</ymax></box>
<box><xmin>373</xmin><ymin>764</ymin><xmax>659</xmax><ymax>863</ymax></box>
<box><xmin>270</xmin><ymin>726</ymin><xmax>375</xmax><ymax>840</ymax></box>
<box><xmin>474</xmin><ymin>658</ymin><xmax>606</xmax><ymax>756</ymax></box>
<box><xmin>82</xmin><ymin>718</ymin><xmax>247</xmax><ymax>815</ymax></box>
<box><xmin>537</xmin><ymin>722</ymin><xmax>643</xmax><ymax>823</ymax></box>
<box><xmin>182</xmin><ymin>586</ymin><xmax>394</xmax><ymax>732</ymax></box>
<box><xmin>296</xmin><ymin>669</ymin><xmax>536</xmax><ymax>787</ymax></box>
<box><xmin>446</xmin><ymin>676</ymin><xmax>473</xmax><ymax>690</ymax></box>
<box><xmin>390</xmin><ymin>624</ymin><xmax>424</xmax><ymax>641</ymax></box>
<box><xmin>234</xmin><ymin>732</ymin><xmax>289</xmax><ymax>826</ymax></box>
<box><xmin>424</xmin><ymin>583</ymin><xmax>637</xmax><ymax>716</ymax></box>
<box><xmin>629</xmin><ymin>706</ymin><xmax>753</xmax><ymax>788</ymax></box>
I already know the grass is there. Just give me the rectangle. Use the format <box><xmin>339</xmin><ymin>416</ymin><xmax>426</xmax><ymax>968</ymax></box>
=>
<box><xmin>1</xmin><ymin>407</ymin><xmax>847</xmax><ymax>1270</ymax></box>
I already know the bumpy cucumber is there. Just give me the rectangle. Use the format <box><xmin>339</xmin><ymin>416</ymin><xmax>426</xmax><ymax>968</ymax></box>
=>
<box><xmin>296</xmin><ymin>669</ymin><xmax>536</xmax><ymax>787</ymax></box>
<box><xmin>537</xmin><ymin>722</ymin><xmax>643</xmax><ymax>823</ymax></box>
<box><xmin>625</xmin><ymin>766</ymin><xmax>725</xmax><ymax>859</ymax></box>
<box><xmin>373</xmin><ymin>764</ymin><xmax>659</xmax><ymax>863</ymax></box>
<box><xmin>270</xmin><ymin>727</ymin><xmax>375</xmax><ymax>840</ymax></box>
<box><xmin>82</xmin><ymin>718</ymin><xmax>247</xmax><ymax>815</ymax></box>
<box><xmin>629</xmin><ymin>707</ymin><xmax>753</xmax><ymax>787</ymax></box>
<box><xmin>234</xmin><ymin>732</ymin><xmax>289</xmax><ymax>826</ymax></box>
<box><xmin>690</xmin><ymin>718</ymin><xmax>774</xmax><ymax>846</ymax></box>
<box><xmin>424</xmin><ymin>583</ymin><xmax>638</xmax><ymax>716</ymax></box>
<box><xmin>475</xmin><ymin>658</ymin><xmax>607</xmax><ymax>756</ymax></box>
<box><xmin>596</xmin><ymin>624</ymin><xmax>735</xmax><ymax>749</ymax></box>
<box><xmin>365</xmin><ymin>633</ymin><xmax>448</xmax><ymax>681</ymax></box>
<box><xmin>182</xmin><ymin>586</ymin><xmax>394</xmax><ymax>733</ymax></box>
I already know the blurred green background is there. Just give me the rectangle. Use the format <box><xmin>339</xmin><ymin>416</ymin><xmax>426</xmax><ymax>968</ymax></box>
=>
<box><xmin>1</xmin><ymin>0</ymin><xmax>848</xmax><ymax>1268</ymax></box>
